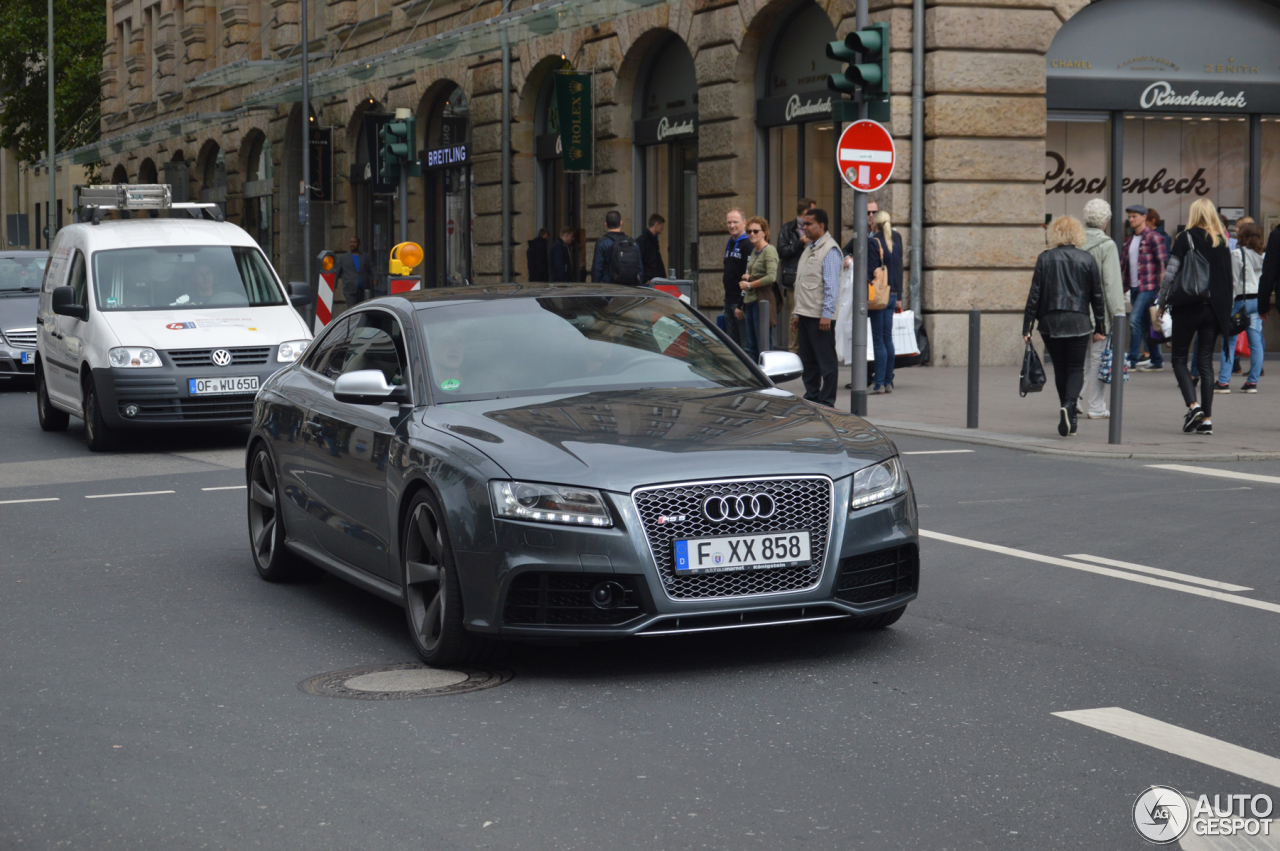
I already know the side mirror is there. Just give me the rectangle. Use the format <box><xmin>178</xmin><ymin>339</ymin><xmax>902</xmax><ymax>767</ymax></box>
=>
<box><xmin>51</xmin><ymin>286</ymin><xmax>87</xmax><ymax>321</ymax></box>
<box><xmin>288</xmin><ymin>281</ymin><xmax>311</xmax><ymax>309</ymax></box>
<box><xmin>759</xmin><ymin>350</ymin><xmax>803</xmax><ymax>384</ymax></box>
<box><xmin>333</xmin><ymin>369</ymin><xmax>410</xmax><ymax>405</ymax></box>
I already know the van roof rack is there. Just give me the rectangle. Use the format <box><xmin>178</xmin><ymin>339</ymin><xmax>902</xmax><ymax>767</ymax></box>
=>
<box><xmin>77</xmin><ymin>184</ymin><xmax>225</xmax><ymax>224</ymax></box>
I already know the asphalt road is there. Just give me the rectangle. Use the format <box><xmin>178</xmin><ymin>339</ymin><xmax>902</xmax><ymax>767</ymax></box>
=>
<box><xmin>1</xmin><ymin>378</ymin><xmax>1276</xmax><ymax>850</ymax></box>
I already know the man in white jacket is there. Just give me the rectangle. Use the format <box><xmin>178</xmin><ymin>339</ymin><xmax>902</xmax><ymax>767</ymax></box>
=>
<box><xmin>1080</xmin><ymin>199</ymin><xmax>1126</xmax><ymax>419</ymax></box>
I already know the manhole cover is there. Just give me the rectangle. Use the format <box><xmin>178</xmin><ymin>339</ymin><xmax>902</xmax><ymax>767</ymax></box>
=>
<box><xmin>299</xmin><ymin>663</ymin><xmax>513</xmax><ymax>700</ymax></box>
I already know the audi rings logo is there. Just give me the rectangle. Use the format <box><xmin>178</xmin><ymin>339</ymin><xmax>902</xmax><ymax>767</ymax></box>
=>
<box><xmin>211</xmin><ymin>349</ymin><xmax>232</xmax><ymax>367</ymax></box>
<box><xmin>703</xmin><ymin>493</ymin><xmax>776</xmax><ymax>522</ymax></box>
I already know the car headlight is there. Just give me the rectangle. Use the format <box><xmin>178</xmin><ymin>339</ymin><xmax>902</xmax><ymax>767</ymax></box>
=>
<box><xmin>108</xmin><ymin>347</ymin><xmax>161</xmax><ymax>368</ymax></box>
<box><xmin>850</xmin><ymin>457</ymin><xmax>907</xmax><ymax>510</ymax></box>
<box><xmin>277</xmin><ymin>339</ymin><xmax>310</xmax><ymax>363</ymax></box>
<box><xmin>490</xmin><ymin>481</ymin><xmax>613</xmax><ymax>527</ymax></box>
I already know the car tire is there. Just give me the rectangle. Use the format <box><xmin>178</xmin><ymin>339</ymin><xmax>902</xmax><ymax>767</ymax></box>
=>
<box><xmin>401</xmin><ymin>490</ymin><xmax>491</xmax><ymax>668</ymax></box>
<box><xmin>829</xmin><ymin>604</ymin><xmax>907</xmax><ymax>632</ymax></box>
<box><xmin>248</xmin><ymin>447</ymin><xmax>310</xmax><ymax>582</ymax></box>
<box><xmin>82</xmin><ymin>376</ymin><xmax>118</xmax><ymax>451</ymax></box>
<box><xmin>35</xmin><ymin>365</ymin><xmax>69</xmax><ymax>432</ymax></box>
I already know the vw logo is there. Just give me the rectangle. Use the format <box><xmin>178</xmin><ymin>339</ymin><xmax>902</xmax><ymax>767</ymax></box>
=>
<box><xmin>703</xmin><ymin>493</ymin><xmax>776</xmax><ymax>523</ymax></box>
<box><xmin>211</xmin><ymin>349</ymin><xmax>232</xmax><ymax>367</ymax></box>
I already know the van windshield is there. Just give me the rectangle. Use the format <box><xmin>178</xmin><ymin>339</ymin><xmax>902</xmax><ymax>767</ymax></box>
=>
<box><xmin>91</xmin><ymin>245</ymin><xmax>285</xmax><ymax>311</ymax></box>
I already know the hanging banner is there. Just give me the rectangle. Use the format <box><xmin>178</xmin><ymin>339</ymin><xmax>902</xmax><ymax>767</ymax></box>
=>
<box><xmin>555</xmin><ymin>71</ymin><xmax>593</xmax><ymax>173</ymax></box>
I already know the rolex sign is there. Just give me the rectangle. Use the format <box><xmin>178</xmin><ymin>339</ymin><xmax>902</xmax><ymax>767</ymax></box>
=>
<box><xmin>555</xmin><ymin>72</ymin><xmax>593</xmax><ymax>173</ymax></box>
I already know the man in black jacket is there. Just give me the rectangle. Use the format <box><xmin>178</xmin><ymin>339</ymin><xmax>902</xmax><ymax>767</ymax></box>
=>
<box><xmin>722</xmin><ymin>208</ymin><xmax>750</xmax><ymax>345</ymax></box>
<box><xmin>776</xmin><ymin>198</ymin><xmax>814</xmax><ymax>352</ymax></box>
<box><xmin>549</xmin><ymin>227</ymin><xmax>577</xmax><ymax>282</ymax></box>
<box><xmin>637</xmin><ymin>213</ymin><xmax>665</xmax><ymax>284</ymax></box>
<box><xmin>1259</xmin><ymin>223</ymin><xmax>1280</xmax><ymax>319</ymax></box>
<box><xmin>526</xmin><ymin>229</ymin><xmax>550</xmax><ymax>282</ymax></box>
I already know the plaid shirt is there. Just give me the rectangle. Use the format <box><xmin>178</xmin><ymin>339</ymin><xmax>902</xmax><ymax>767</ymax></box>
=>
<box><xmin>1120</xmin><ymin>229</ymin><xmax>1168</xmax><ymax>293</ymax></box>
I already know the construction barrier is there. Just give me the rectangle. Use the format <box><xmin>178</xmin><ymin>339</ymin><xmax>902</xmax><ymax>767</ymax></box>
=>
<box><xmin>389</xmin><ymin>275</ymin><xmax>422</xmax><ymax>295</ymax></box>
<box><xmin>314</xmin><ymin>269</ymin><xmax>336</xmax><ymax>333</ymax></box>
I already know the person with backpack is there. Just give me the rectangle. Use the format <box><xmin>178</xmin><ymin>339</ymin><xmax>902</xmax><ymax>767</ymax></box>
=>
<box><xmin>590</xmin><ymin>211</ymin><xmax>644</xmax><ymax>286</ymax></box>
<box><xmin>722</xmin><ymin>209</ymin><xmax>751</xmax><ymax>345</ymax></box>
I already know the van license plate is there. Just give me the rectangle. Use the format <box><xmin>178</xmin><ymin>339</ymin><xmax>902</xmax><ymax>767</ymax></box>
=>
<box><xmin>189</xmin><ymin>376</ymin><xmax>259</xmax><ymax>395</ymax></box>
<box><xmin>673</xmin><ymin>532</ymin><xmax>811</xmax><ymax>576</ymax></box>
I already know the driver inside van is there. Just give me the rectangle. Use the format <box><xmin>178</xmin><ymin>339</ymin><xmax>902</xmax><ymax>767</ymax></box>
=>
<box><xmin>190</xmin><ymin>265</ymin><xmax>217</xmax><ymax>304</ymax></box>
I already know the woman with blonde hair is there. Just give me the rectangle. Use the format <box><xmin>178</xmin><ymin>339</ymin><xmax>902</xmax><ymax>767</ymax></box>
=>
<box><xmin>1156</xmin><ymin>197</ymin><xmax>1235</xmax><ymax>435</ymax></box>
<box><xmin>866</xmin><ymin>209</ymin><xmax>904</xmax><ymax>393</ymax></box>
<box><xmin>1022</xmin><ymin>215</ymin><xmax>1106</xmax><ymax>436</ymax></box>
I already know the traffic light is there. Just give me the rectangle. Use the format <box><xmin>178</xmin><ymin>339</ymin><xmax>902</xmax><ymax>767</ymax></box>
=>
<box><xmin>826</xmin><ymin>22</ymin><xmax>890</xmax><ymax>100</ymax></box>
<box><xmin>378</xmin><ymin>116</ymin><xmax>421</xmax><ymax>182</ymax></box>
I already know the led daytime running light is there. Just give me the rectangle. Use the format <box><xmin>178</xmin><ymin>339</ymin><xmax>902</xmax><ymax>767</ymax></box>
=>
<box><xmin>490</xmin><ymin>481</ymin><xmax>613</xmax><ymax>527</ymax></box>
<box><xmin>850</xmin><ymin>457</ymin><xmax>906</xmax><ymax>510</ymax></box>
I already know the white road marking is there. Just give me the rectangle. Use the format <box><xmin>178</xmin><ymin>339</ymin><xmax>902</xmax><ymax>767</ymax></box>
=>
<box><xmin>902</xmin><ymin>450</ymin><xmax>975</xmax><ymax>456</ymax></box>
<box><xmin>0</xmin><ymin>497</ymin><xmax>59</xmax><ymax>505</ymax></box>
<box><xmin>1147</xmin><ymin>464</ymin><xmax>1280</xmax><ymax>485</ymax></box>
<box><xmin>1064</xmin><ymin>553</ymin><xmax>1253</xmax><ymax>593</ymax></box>
<box><xmin>84</xmin><ymin>490</ymin><xmax>176</xmax><ymax>499</ymax></box>
<box><xmin>920</xmin><ymin>530</ymin><xmax>1280</xmax><ymax>615</ymax></box>
<box><xmin>202</xmin><ymin>485</ymin><xmax>246</xmax><ymax>491</ymax></box>
<box><xmin>1053</xmin><ymin>707</ymin><xmax>1280</xmax><ymax>790</ymax></box>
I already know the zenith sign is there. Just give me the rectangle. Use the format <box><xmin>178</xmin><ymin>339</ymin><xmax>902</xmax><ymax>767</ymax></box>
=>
<box><xmin>837</xmin><ymin>119</ymin><xmax>895</xmax><ymax>192</ymax></box>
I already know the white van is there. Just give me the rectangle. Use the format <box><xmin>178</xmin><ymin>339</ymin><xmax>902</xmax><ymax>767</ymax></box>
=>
<box><xmin>35</xmin><ymin>191</ymin><xmax>312</xmax><ymax>450</ymax></box>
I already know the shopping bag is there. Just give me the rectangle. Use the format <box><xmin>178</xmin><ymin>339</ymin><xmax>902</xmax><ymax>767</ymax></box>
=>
<box><xmin>1148</xmin><ymin>305</ymin><xmax>1167</xmax><ymax>343</ymax></box>
<box><xmin>1236</xmin><ymin>331</ymin><xmax>1251</xmax><ymax>358</ymax></box>
<box><xmin>1019</xmin><ymin>340</ymin><xmax>1047</xmax><ymax>397</ymax></box>
<box><xmin>836</xmin><ymin>262</ymin><xmax>854</xmax><ymax>364</ymax></box>
<box><xmin>892</xmin><ymin>309</ymin><xmax>920</xmax><ymax>356</ymax></box>
<box><xmin>1099</xmin><ymin>335</ymin><xmax>1129</xmax><ymax>384</ymax></box>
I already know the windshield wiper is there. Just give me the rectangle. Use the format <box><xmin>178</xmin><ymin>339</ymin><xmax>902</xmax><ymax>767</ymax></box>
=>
<box><xmin>0</xmin><ymin>286</ymin><xmax>39</xmax><ymax>295</ymax></box>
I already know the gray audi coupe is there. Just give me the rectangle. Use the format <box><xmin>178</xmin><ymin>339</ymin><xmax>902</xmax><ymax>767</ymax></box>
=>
<box><xmin>246</xmin><ymin>284</ymin><xmax>919</xmax><ymax>666</ymax></box>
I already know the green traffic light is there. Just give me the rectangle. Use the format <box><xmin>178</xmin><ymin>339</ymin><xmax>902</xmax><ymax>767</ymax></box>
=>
<box><xmin>825</xmin><ymin>22</ymin><xmax>889</xmax><ymax>99</ymax></box>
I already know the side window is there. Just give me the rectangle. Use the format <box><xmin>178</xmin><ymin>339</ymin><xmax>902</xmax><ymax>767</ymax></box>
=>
<box><xmin>302</xmin><ymin>316</ymin><xmax>352</xmax><ymax>377</ymax></box>
<box><xmin>336</xmin><ymin>311</ymin><xmax>408</xmax><ymax>387</ymax></box>
<box><xmin>68</xmin><ymin>252</ymin><xmax>88</xmax><ymax>307</ymax></box>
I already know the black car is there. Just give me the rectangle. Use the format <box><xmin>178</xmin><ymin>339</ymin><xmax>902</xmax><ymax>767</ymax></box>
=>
<box><xmin>246</xmin><ymin>285</ymin><xmax>919</xmax><ymax>666</ymax></box>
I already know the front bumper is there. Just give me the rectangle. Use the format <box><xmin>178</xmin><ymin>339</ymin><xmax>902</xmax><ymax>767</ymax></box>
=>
<box><xmin>461</xmin><ymin>478</ymin><xmax>918</xmax><ymax>639</ymax></box>
<box><xmin>0</xmin><ymin>344</ymin><xmax>35</xmax><ymax>378</ymax></box>
<box><xmin>90</xmin><ymin>361</ymin><xmax>289</xmax><ymax>428</ymax></box>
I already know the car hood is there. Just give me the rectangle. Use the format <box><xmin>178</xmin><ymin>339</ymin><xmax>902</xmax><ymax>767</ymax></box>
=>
<box><xmin>0</xmin><ymin>292</ymin><xmax>38</xmax><ymax>333</ymax></box>
<box><xmin>100</xmin><ymin>305</ymin><xmax>311</xmax><ymax>350</ymax></box>
<box><xmin>423</xmin><ymin>386</ymin><xmax>896</xmax><ymax>492</ymax></box>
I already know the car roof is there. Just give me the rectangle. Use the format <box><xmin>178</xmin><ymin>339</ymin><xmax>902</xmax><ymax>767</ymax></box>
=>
<box><xmin>401</xmin><ymin>283</ymin><xmax>679</xmax><ymax>310</ymax></box>
<box><xmin>56</xmin><ymin>218</ymin><xmax>260</xmax><ymax>253</ymax></box>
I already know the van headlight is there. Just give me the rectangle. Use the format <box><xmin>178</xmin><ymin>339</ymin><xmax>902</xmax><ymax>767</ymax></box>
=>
<box><xmin>108</xmin><ymin>347</ymin><xmax>161</xmax><ymax>368</ymax></box>
<box><xmin>850</xmin><ymin>457</ymin><xmax>906</xmax><ymax>510</ymax></box>
<box><xmin>490</xmin><ymin>481</ymin><xmax>613</xmax><ymax>527</ymax></box>
<box><xmin>277</xmin><ymin>340</ymin><xmax>310</xmax><ymax>363</ymax></box>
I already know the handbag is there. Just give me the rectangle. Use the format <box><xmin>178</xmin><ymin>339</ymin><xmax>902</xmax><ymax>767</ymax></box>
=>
<box><xmin>1019</xmin><ymin>339</ymin><xmax>1047</xmax><ymax>397</ymax></box>
<box><xmin>1099</xmin><ymin>335</ymin><xmax>1129</xmax><ymax>384</ymax></box>
<box><xmin>1236</xmin><ymin>330</ymin><xmax>1251</xmax><ymax>358</ymax></box>
<box><xmin>1228</xmin><ymin>302</ymin><xmax>1251</xmax><ymax>337</ymax></box>
<box><xmin>1165</xmin><ymin>230</ymin><xmax>1211</xmax><ymax>306</ymax></box>
<box><xmin>868</xmin><ymin>238</ymin><xmax>890</xmax><ymax>310</ymax></box>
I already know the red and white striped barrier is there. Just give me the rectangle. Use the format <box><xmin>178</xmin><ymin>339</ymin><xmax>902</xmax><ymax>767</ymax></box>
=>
<box><xmin>389</xmin><ymin>276</ymin><xmax>422</xmax><ymax>295</ymax></box>
<box><xmin>314</xmin><ymin>270</ymin><xmax>336</xmax><ymax>333</ymax></box>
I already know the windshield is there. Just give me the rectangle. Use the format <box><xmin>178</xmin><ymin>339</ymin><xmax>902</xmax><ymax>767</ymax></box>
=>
<box><xmin>0</xmin><ymin>256</ymin><xmax>48</xmax><ymax>293</ymax></box>
<box><xmin>418</xmin><ymin>293</ymin><xmax>765</xmax><ymax>401</ymax></box>
<box><xmin>91</xmin><ymin>245</ymin><xmax>285</xmax><ymax>311</ymax></box>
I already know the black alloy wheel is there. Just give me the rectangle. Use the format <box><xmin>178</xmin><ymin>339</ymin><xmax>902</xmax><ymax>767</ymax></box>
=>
<box><xmin>35</xmin><ymin>364</ymin><xmax>69</xmax><ymax>431</ymax></box>
<box><xmin>82</xmin><ymin>377</ymin><xmax>117</xmax><ymax>451</ymax></box>
<box><xmin>401</xmin><ymin>491</ymin><xmax>489</xmax><ymax>667</ymax></box>
<box><xmin>248</xmin><ymin>448</ymin><xmax>307</xmax><ymax>581</ymax></box>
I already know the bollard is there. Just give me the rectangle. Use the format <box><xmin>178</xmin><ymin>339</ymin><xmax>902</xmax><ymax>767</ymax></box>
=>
<box><xmin>1109</xmin><ymin>312</ymin><xmax>1126</xmax><ymax>444</ymax></box>
<box><xmin>967</xmin><ymin>309</ymin><xmax>980</xmax><ymax>429</ymax></box>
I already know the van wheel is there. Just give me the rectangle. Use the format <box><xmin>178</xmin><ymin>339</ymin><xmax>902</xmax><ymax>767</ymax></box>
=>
<box><xmin>82</xmin><ymin>378</ymin><xmax>118</xmax><ymax>452</ymax></box>
<box><xmin>36</xmin><ymin>365</ymin><xmax>69</xmax><ymax>432</ymax></box>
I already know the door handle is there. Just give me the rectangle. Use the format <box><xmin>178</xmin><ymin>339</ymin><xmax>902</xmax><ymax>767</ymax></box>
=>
<box><xmin>304</xmin><ymin>419</ymin><xmax>322</xmax><ymax>434</ymax></box>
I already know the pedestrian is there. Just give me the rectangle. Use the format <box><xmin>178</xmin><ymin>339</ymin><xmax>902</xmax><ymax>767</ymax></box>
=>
<box><xmin>1156</xmin><ymin>198</ymin><xmax>1234</xmax><ymax>436</ymax></box>
<box><xmin>549</xmin><ymin>226</ymin><xmax>576</xmax><ymax>282</ymax></box>
<box><xmin>1215</xmin><ymin>219</ymin><xmax>1265</xmax><ymax>393</ymax></box>
<box><xmin>526</xmin><ymin>228</ymin><xmax>550</xmax><ymax>282</ymax></box>
<box><xmin>866</xmin><ymin>209</ymin><xmax>903</xmax><ymax>395</ymax></box>
<box><xmin>722</xmin><ymin>209</ymin><xmax>751</xmax><ymax>345</ymax></box>
<box><xmin>790</xmin><ymin>208</ymin><xmax>841</xmax><ymax>407</ymax></box>
<box><xmin>776</xmin><ymin>198</ymin><xmax>815</xmax><ymax>353</ymax></box>
<box><xmin>637</xmin><ymin>213</ymin><xmax>665</xmax><ymax>284</ymax></box>
<box><xmin>1121</xmin><ymin>204</ymin><xmax>1168</xmax><ymax>371</ymax></box>
<box><xmin>1147</xmin><ymin>208</ymin><xmax>1171</xmax><ymax>257</ymax></box>
<box><xmin>739</xmin><ymin>216</ymin><xmax>779</xmax><ymax>363</ymax></box>
<box><xmin>335</xmin><ymin>235</ymin><xmax>378</xmax><ymax>306</ymax></box>
<box><xmin>1022</xmin><ymin>216</ymin><xmax>1106</xmax><ymax>437</ymax></box>
<box><xmin>590</xmin><ymin>211</ymin><xmax>643</xmax><ymax>285</ymax></box>
<box><xmin>1080</xmin><ymin>198</ymin><xmax>1125</xmax><ymax>419</ymax></box>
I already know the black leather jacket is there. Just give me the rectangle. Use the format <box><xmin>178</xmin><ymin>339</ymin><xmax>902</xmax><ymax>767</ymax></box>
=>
<box><xmin>776</xmin><ymin>220</ymin><xmax>805</xmax><ymax>290</ymax></box>
<box><xmin>1023</xmin><ymin>245</ymin><xmax>1106</xmax><ymax>336</ymax></box>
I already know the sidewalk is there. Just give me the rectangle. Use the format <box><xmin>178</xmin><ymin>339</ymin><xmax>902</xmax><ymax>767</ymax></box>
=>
<box><xmin>779</xmin><ymin>364</ymin><xmax>1280</xmax><ymax>461</ymax></box>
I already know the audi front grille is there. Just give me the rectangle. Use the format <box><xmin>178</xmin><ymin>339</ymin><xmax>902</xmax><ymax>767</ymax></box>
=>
<box><xmin>632</xmin><ymin>476</ymin><xmax>834</xmax><ymax>600</ymax></box>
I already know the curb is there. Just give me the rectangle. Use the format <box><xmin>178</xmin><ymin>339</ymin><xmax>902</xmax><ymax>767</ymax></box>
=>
<box><xmin>870</xmin><ymin>420</ymin><xmax>1280</xmax><ymax>462</ymax></box>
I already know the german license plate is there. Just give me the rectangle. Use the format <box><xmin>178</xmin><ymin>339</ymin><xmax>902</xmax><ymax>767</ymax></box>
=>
<box><xmin>673</xmin><ymin>531</ymin><xmax>811</xmax><ymax>576</ymax></box>
<box><xmin>189</xmin><ymin>376</ymin><xmax>259</xmax><ymax>396</ymax></box>
<box><xmin>20</xmin><ymin>352</ymin><xmax>33</xmax><ymax>364</ymax></box>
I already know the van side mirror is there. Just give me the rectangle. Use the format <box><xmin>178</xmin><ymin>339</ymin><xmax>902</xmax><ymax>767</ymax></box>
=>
<box><xmin>51</xmin><ymin>286</ymin><xmax>87</xmax><ymax>321</ymax></box>
<box><xmin>333</xmin><ymin>369</ymin><xmax>410</xmax><ymax>405</ymax></box>
<box><xmin>288</xmin><ymin>281</ymin><xmax>311</xmax><ymax>309</ymax></box>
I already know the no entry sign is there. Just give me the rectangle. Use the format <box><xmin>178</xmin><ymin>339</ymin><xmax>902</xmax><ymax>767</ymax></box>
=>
<box><xmin>837</xmin><ymin>119</ymin><xmax>895</xmax><ymax>192</ymax></box>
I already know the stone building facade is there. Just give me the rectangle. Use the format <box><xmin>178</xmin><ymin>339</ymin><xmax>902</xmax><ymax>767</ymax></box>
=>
<box><xmin>90</xmin><ymin>0</ymin><xmax>1278</xmax><ymax>365</ymax></box>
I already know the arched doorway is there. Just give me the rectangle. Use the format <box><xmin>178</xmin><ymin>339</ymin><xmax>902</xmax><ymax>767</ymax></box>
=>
<box><xmin>198</xmin><ymin>144</ymin><xmax>227</xmax><ymax>217</ymax></box>
<box><xmin>138</xmin><ymin>158</ymin><xmax>158</xmax><ymax>185</ymax></box>
<box><xmin>110</xmin><ymin>164</ymin><xmax>128</xmax><ymax>184</ymax></box>
<box><xmin>635</xmin><ymin>34</ymin><xmax>698</xmax><ymax>280</ymax></box>
<box><xmin>422</xmin><ymin>86</ymin><xmax>473</xmax><ymax>287</ymax></box>
<box><xmin>241</xmin><ymin>133</ymin><xmax>274</xmax><ymax>258</ymax></box>
<box><xmin>347</xmin><ymin>99</ymin><xmax>396</xmax><ymax>293</ymax></box>
<box><xmin>534</xmin><ymin>73</ymin><xmax>582</xmax><ymax>280</ymax></box>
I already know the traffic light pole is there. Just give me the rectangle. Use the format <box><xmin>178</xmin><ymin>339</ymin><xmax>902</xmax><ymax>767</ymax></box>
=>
<box><xmin>301</xmin><ymin>0</ymin><xmax>313</xmax><ymax>329</ymax></box>
<box><xmin>849</xmin><ymin>0</ymin><xmax>870</xmax><ymax>418</ymax></box>
<box><xmin>399</xmin><ymin>169</ymin><xmax>408</xmax><ymax>245</ymax></box>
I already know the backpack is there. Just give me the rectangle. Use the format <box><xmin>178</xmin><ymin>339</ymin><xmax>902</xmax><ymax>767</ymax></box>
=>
<box><xmin>607</xmin><ymin>234</ymin><xmax>642</xmax><ymax>285</ymax></box>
